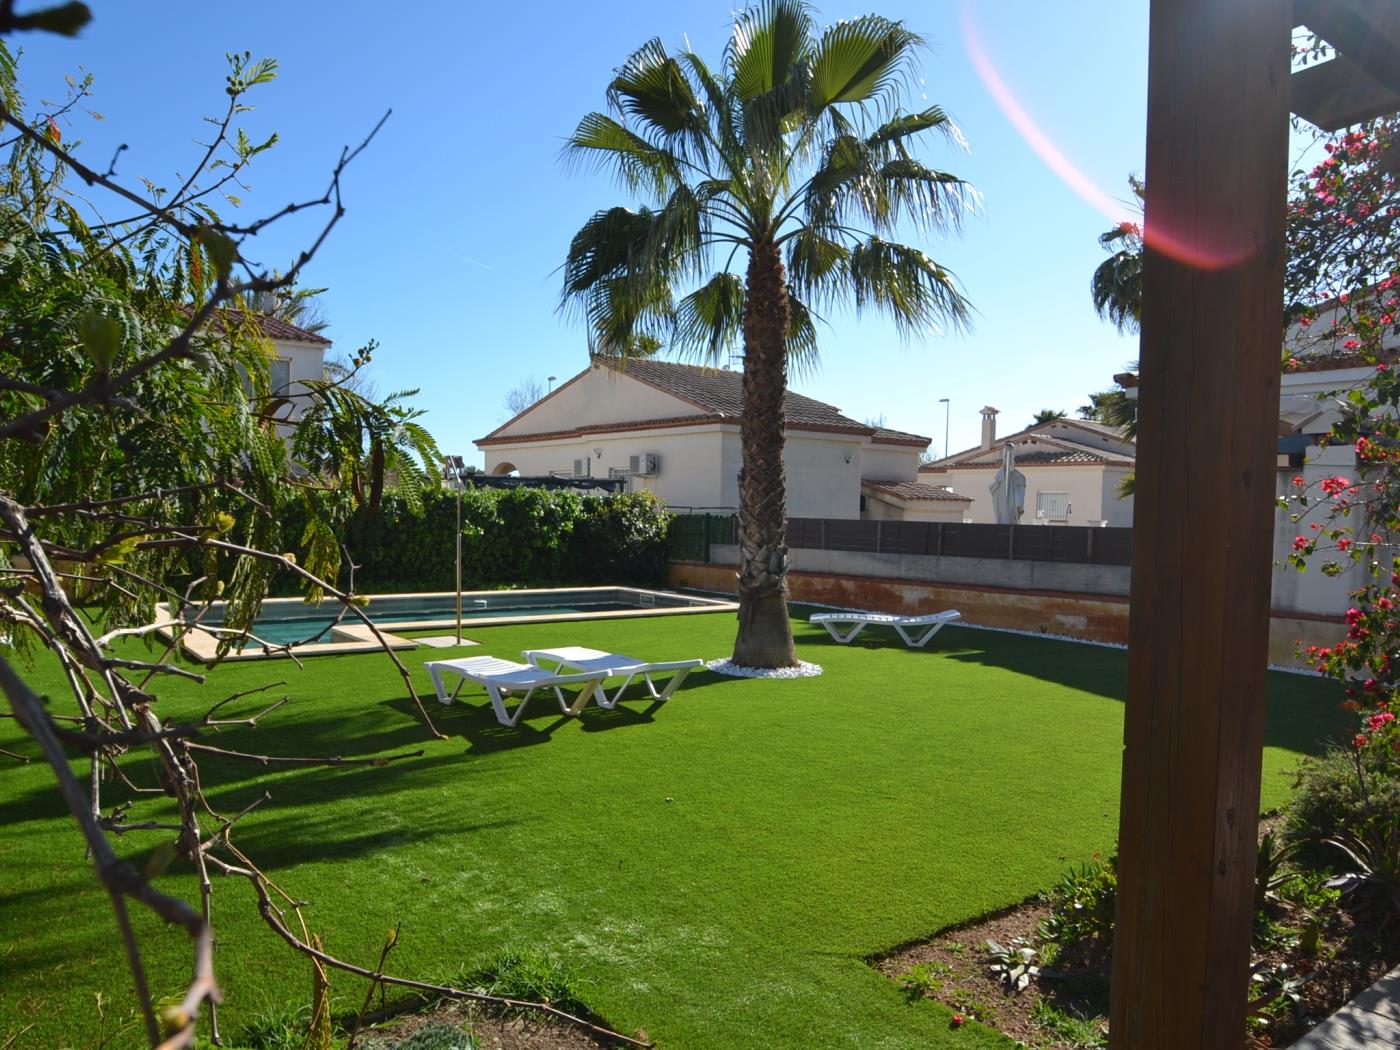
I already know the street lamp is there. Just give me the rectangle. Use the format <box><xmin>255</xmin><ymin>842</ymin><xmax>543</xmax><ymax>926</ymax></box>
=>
<box><xmin>442</xmin><ymin>455</ymin><xmax>467</xmax><ymax>644</ymax></box>
<box><xmin>938</xmin><ymin>398</ymin><xmax>951</xmax><ymax>460</ymax></box>
<box><xmin>547</xmin><ymin>375</ymin><xmax>558</xmax><ymax>393</ymax></box>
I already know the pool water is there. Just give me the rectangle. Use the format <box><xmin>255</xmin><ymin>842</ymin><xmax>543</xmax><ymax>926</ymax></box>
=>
<box><xmin>245</xmin><ymin>601</ymin><xmax>638</xmax><ymax>647</ymax></box>
<box><xmin>165</xmin><ymin>586</ymin><xmax>737</xmax><ymax>658</ymax></box>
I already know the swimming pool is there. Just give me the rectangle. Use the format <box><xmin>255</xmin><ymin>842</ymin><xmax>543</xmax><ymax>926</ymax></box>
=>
<box><xmin>158</xmin><ymin>586</ymin><xmax>737</xmax><ymax>661</ymax></box>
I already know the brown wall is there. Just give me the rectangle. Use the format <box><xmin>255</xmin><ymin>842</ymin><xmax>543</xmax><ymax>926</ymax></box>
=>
<box><xmin>668</xmin><ymin>561</ymin><xmax>1342</xmax><ymax>671</ymax></box>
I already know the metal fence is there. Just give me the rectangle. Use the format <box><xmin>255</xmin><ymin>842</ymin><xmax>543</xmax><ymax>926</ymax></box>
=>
<box><xmin>668</xmin><ymin>513</ymin><xmax>739</xmax><ymax>563</ymax></box>
<box><xmin>671</xmin><ymin>513</ymin><xmax>1132</xmax><ymax>567</ymax></box>
<box><xmin>784</xmin><ymin>518</ymin><xmax>1133</xmax><ymax>565</ymax></box>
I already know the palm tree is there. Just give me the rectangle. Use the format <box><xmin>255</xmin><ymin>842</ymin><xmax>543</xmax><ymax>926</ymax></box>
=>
<box><xmin>561</xmin><ymin>0</ymin><xmax>973</xmax><ymax>667</ymax></box>
<box><xmin>1032</xmin><ymin>409</ymin><xmax>1067</xmax><ymax>425</ymax></box>
<box><xmin>1090</xmin><ymin>175</ymin><xmax>1145</xmax><ymax>334</ymax></box>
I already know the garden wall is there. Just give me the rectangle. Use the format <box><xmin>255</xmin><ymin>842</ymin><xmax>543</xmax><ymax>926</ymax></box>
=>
<box><xmin>669</xmin><ymin>547</ymin><xmax>1343</xmax><ymax>670</ymax></box>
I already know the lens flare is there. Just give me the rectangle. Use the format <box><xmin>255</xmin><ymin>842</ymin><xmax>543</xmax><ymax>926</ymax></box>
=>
<box><xmin>958</xmin><ymin>4</ymin><xmax>1253</xmax><ymax>272</ymax></box>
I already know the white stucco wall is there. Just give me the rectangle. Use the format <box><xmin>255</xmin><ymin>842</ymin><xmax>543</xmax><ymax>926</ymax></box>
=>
<box><xmin>784</xmin><ymin>431</ymin><xmax>865</xmax><ymax>518</ymax></box>
<box><xmin>860</xmin><ymin>443</ymin><xmax>923</xmax><ymax>482</ymax></box>
<box><xmin>948</xmin><ymin>464</ymin><xmax>1124</xmax><ymax>525</ymax></box>
<box><xmin>493</xmin><ymin>364</ymin><xmax>696</xmax><ymax>436</ymax></box>
<box><xmin>269</xmin><ymin>338</ymin><xmax>325</xmax><ymax>431</ymax></box>
<box><xmin>862</xmin><ymin>494</ymin><xmax>967</xmax><ymax>522</ymax></box>
<box><xmin>1099</xmin><ymin>469</ymin><xmax>1135</xmax><ymax>526</ymax></box>
<box><xmin>1270</xmin><ymin>442</ymin><xmax>1370</xmax><ymax>618</ymax></box>
<box><xmin>483</xmin><ymin>423</ymin><xmax>731</xmax><ymax>508</ymax></box>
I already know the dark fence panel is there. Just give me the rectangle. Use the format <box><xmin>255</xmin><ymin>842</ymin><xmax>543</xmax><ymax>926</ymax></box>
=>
<box><xmin>669</xmin><ymin>513</ymin><xmax>739</xmax><ymax>562</ymax></box>
<box><xmin>775</xmin><ymin>518</ymin><xmax>1133</xmax><ymax>567</ymax></box>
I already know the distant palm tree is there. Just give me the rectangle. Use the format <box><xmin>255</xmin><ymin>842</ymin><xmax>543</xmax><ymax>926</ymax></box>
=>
<box><xmin>1032</xmin><ymin>409</ymin><xmax>1067</xmax><ymax>425</ymax></box>
<box><xmin>1090</xmin><ymin>175</ymin><xmax>1145</xmax><ymax>334</ymax></box>
<box><xmin>561</xmin><ymin>0</ymin><xmax>973</xmax><ymax>667</ymax></box>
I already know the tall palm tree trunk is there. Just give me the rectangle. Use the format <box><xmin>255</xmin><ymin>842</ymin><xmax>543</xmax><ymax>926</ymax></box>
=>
<box><xmin>733</xmin><ymin>240</ymin><xmax>798</xmax><ymax>668</ymax></box>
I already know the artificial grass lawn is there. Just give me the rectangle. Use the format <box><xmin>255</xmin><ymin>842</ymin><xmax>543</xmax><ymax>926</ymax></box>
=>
<box><xmin>0</xmin><ymin>613</ymin><xmax>1344</xmax><ymax>1049</ymax></box>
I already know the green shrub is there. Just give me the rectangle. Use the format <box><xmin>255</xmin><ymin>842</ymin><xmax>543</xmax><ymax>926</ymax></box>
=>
<box><xmin>272</xmin><ymin>489</ymin><xmax>672</xmax><ymax>594</ymax></box>
<box><xmin>571</xmin><ymin>490</ymin><xmax>671</xmax><ymax>584</ymax></box>
<box><xmin>1282</xmin><ymin>745</ymin><xmax>1400</xmax><ymax>867</ymax></box>
<box><xmin>1037</xmin><ymin>854</ymin><xmax>1117</xmax><ymax>969</ymax></box>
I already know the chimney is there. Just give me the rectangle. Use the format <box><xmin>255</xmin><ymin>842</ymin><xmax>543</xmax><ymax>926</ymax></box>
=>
<box><xmin>980</xmin><ymin>406</ymin><xmax>999</xmax><ymax>450</ymax></box>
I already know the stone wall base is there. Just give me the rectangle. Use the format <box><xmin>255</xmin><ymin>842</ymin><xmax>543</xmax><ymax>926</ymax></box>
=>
<box><xmin>668</xmin><ymin>562</ymin><xmax>1341</xmax><ymax>671</ymax></box>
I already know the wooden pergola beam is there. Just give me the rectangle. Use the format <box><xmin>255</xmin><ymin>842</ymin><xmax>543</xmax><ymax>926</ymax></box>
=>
<box><xmin>1296</xmin><ymin>0</ymin><xmax>1400</xmax><ymax>96</ymax></box>
<box><xmin>1108</xmin><ymin>1</ymin><xmax>1290</xmax><ymax>1046</ymax></box>
<box><xmin>1290</xmin><ymin>53</ymin><xmax>1400</xmax><ymax>132</ymax></box>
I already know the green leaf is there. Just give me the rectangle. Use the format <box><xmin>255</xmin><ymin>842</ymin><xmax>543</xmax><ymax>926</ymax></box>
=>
<box><xmin>11</xmin><ymin>2</ymin><xmax>92</xmax><ymax>37</ymax></box>
<box><xmin>77</xmin><ymin>311</ymin><xmax>121</xmax><ymax>374</ymax></box>
<box><xmin>197</xmin><ymin>227</ymin><xmax>238</xmax><ymax>279</ymax></box>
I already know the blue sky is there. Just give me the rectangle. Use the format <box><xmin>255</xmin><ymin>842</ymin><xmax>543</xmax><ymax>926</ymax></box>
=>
<box><xmin>16</xmin><ymin>1</ymin><xmax>1154</xmax><ymax>463</ymax></box>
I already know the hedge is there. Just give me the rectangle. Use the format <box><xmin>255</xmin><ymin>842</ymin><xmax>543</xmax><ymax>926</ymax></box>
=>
<box><xmin>277</xmin><ymin>488</ymin><xmax>672</xmax><ymax>594</ymax></box>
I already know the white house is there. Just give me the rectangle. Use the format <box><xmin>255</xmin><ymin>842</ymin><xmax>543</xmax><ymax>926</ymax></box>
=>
<box><xmin>200</xmin><ymin>310</ymin><xmax>331</xmax><ymax>433</ymax></box>
<box><xmin>918</xmin><ymin>409</ymin><xmax>1137</xmax><ymax>526</ymax></box>
<box><xmin>1269</xmin><ymin>302</ymin><xmax>1398</xmax><ymax>618</ymax></box>
<box><xmin>476</xmin><ymin>358</ymin><xmax>969</xmax><ymax>521</ymax></box>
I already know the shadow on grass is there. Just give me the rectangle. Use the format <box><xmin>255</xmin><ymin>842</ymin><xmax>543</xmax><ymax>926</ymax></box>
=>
<box><xmin>931</xmin><ymin>626</ymin><xmax>1345</xmax><ymax>759</ymax></box>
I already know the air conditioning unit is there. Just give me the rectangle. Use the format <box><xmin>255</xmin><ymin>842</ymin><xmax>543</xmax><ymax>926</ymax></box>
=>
<box><xmin>629</xmin><ymin>453</ymin><xmax>660</xmax><ymax>475</ymax></box>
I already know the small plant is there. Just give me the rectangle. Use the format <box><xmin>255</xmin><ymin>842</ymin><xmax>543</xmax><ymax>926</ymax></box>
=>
<box><xmin>897</xmin><ymin>961</ymin><xmax>951</xmax><ymax>1002</ymax></box>
<box><xmin>363</xmin><ymin>1023</ymin><xmax>478</xmax><ymax>1050</ymax></box>
<box><xmin>1029</xmin><ymin>997</ymin><xmax>1108</xmax><ymax>1048</ymax></box>
<box><xmin>1325</xmin><ymin>829</ymin><xmax>1400</xmax><ymax>915</ymax></box>
<box><xmin>986</xmin><ymin>938</ymin><xmax>1051</xmax><ymax>994</ymax></box>
<box><xmin>462</xmin><ymin>946</ymin><xmax>590</xmax><ymax>1017</ymax></box>
<box><xmin>1248</xmin><ymin>963</ymin><xmax>1312</xmax><ymax>1022</ymax></box>
<box><xmin>1037</xmin><ymin>855</ymin><xmax>1118</xmax><ymax>968</ymax></box>
<box><xmin>231</xmin><ymin>1000</ymin><xmax>316</xmax><ymax>1050</ymax></box>
<box><xmin>1255</xmin><ymin>831</ymin><xmax>1300</xmax><ymax>914</ymax></box>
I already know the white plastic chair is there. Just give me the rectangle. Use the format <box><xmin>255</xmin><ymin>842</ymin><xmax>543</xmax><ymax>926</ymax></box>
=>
<box><xmin>521</xmin><ymin>646</ymin><xmax>704</xmax><ymax>708</ymax></box>
<box><xmin>424</xmin><ymin>656</ymin><xmax>607</xmax><ymax>727</ymax></box>
<box><xmin>809</xmin><ymin>609</ymin><xmax>961</xmax><ymax>648</ymax></box>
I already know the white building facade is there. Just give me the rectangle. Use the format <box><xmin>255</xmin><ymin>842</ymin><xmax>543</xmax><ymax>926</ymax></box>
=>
<box><xmin>476</xmin><ymin>359</ymin><xmax>962</xmax><ymax>520</ymax></box>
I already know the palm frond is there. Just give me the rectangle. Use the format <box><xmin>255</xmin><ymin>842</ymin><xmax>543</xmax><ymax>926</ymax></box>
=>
<box><xmin>808</xmin><ymin>15</ymin><xmax>922</xmax><ymax>110</ymax></box>
<box><xmin>563</xmin><ymin>112</ymin><xmax>683</xmax><ymax>197</ymax></box>
<box><xmin>847</xmin><ymin>237</ymin><xmax>971</xmax><ymax>338</ymax></box>
<box><xmin>560</xmin><ymin>206</ymin><xmax>661</xmax><ymax>300</ymax></box>
<box><xmin>1090</xmin><ymin>244</ymin><xmax>1143</xmax><ymax>334</ymax></box>
<box><xmin>672</xmin><ymin>272</ymin><xmax>745</xmax><ymax>362</ymax></box>
<box><xmin>786</xmin><ymin>293</ymin><xmax>821</xmax><ymax>376</ymax></box>
<box><xmin>727</xmin><ymin>0</ymin><xmax>815</xmax><ymax>103</ymax></box>
<box><xmin>607</xmin><ymin>38</ymin><xmax>709</xmax><ymax>161</ymax></box>
<box><xmin>786</xmin><ymin>228</ymin><xmax>849</xmax><ymax>297</ymax></box>
<box><xmin>865</xmin><ymin>107</ymin><xmax>957</xmax><ymax>152</ymax></box>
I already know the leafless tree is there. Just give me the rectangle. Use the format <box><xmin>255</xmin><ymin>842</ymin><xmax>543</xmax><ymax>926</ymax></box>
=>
<box><xmin>504</xmin><ymin>375</ymin><xmax>547</xmax><ymax>418</ymax></box>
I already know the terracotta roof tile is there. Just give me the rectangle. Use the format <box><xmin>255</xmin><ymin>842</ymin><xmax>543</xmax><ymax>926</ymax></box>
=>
<box><xmin>605</xmin><ymin>358</ymin><xmax>872</xmax><ymax>434</ymax></box>
<box><xmin>862</xmin><ymin>479</ymin><xmax>972</xmax><ymax>502</ymax></box>
<box><xmin>476</xmin><ymin>413</ymin><xmax>720</xmax><ymax>447</ymax></box>
<box><xmin>870</xmin><ymin>426</ymin><xmax>931</xmax><ymax>446</ymax></box>
<box><xmin>197</xmin><ymin>308</ymin><xmax>332</xmax><ymax>346</ymax></box>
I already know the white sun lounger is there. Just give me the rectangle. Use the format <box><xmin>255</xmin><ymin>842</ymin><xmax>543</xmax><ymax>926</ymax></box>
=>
<box><xmin>424</xmin><ymin>656</ymin><xmax>608</xmax><ymax>727</ymax></box>
<box><xmin>809</xmin><ymin>609</ymin><xmax>961</xmax><ymax>648</ymax></box>
<box><xmin>521</xmin><ymin>646</ymin><xmax>704</xmax><ymax>709</ymax></box>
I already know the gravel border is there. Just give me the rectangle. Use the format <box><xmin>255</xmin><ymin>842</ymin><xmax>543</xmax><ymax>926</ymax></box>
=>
<box><xmin>706</xmin><ymin>658</ymin><xmax>823</xmax><ymax>679</ymax></box>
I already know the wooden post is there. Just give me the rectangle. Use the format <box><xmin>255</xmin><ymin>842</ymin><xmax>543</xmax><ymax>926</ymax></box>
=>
<box><xmin>1110</xmin><ymin>2</ymin><xmax>1290</xmax><ymax>1047</ymax></box>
